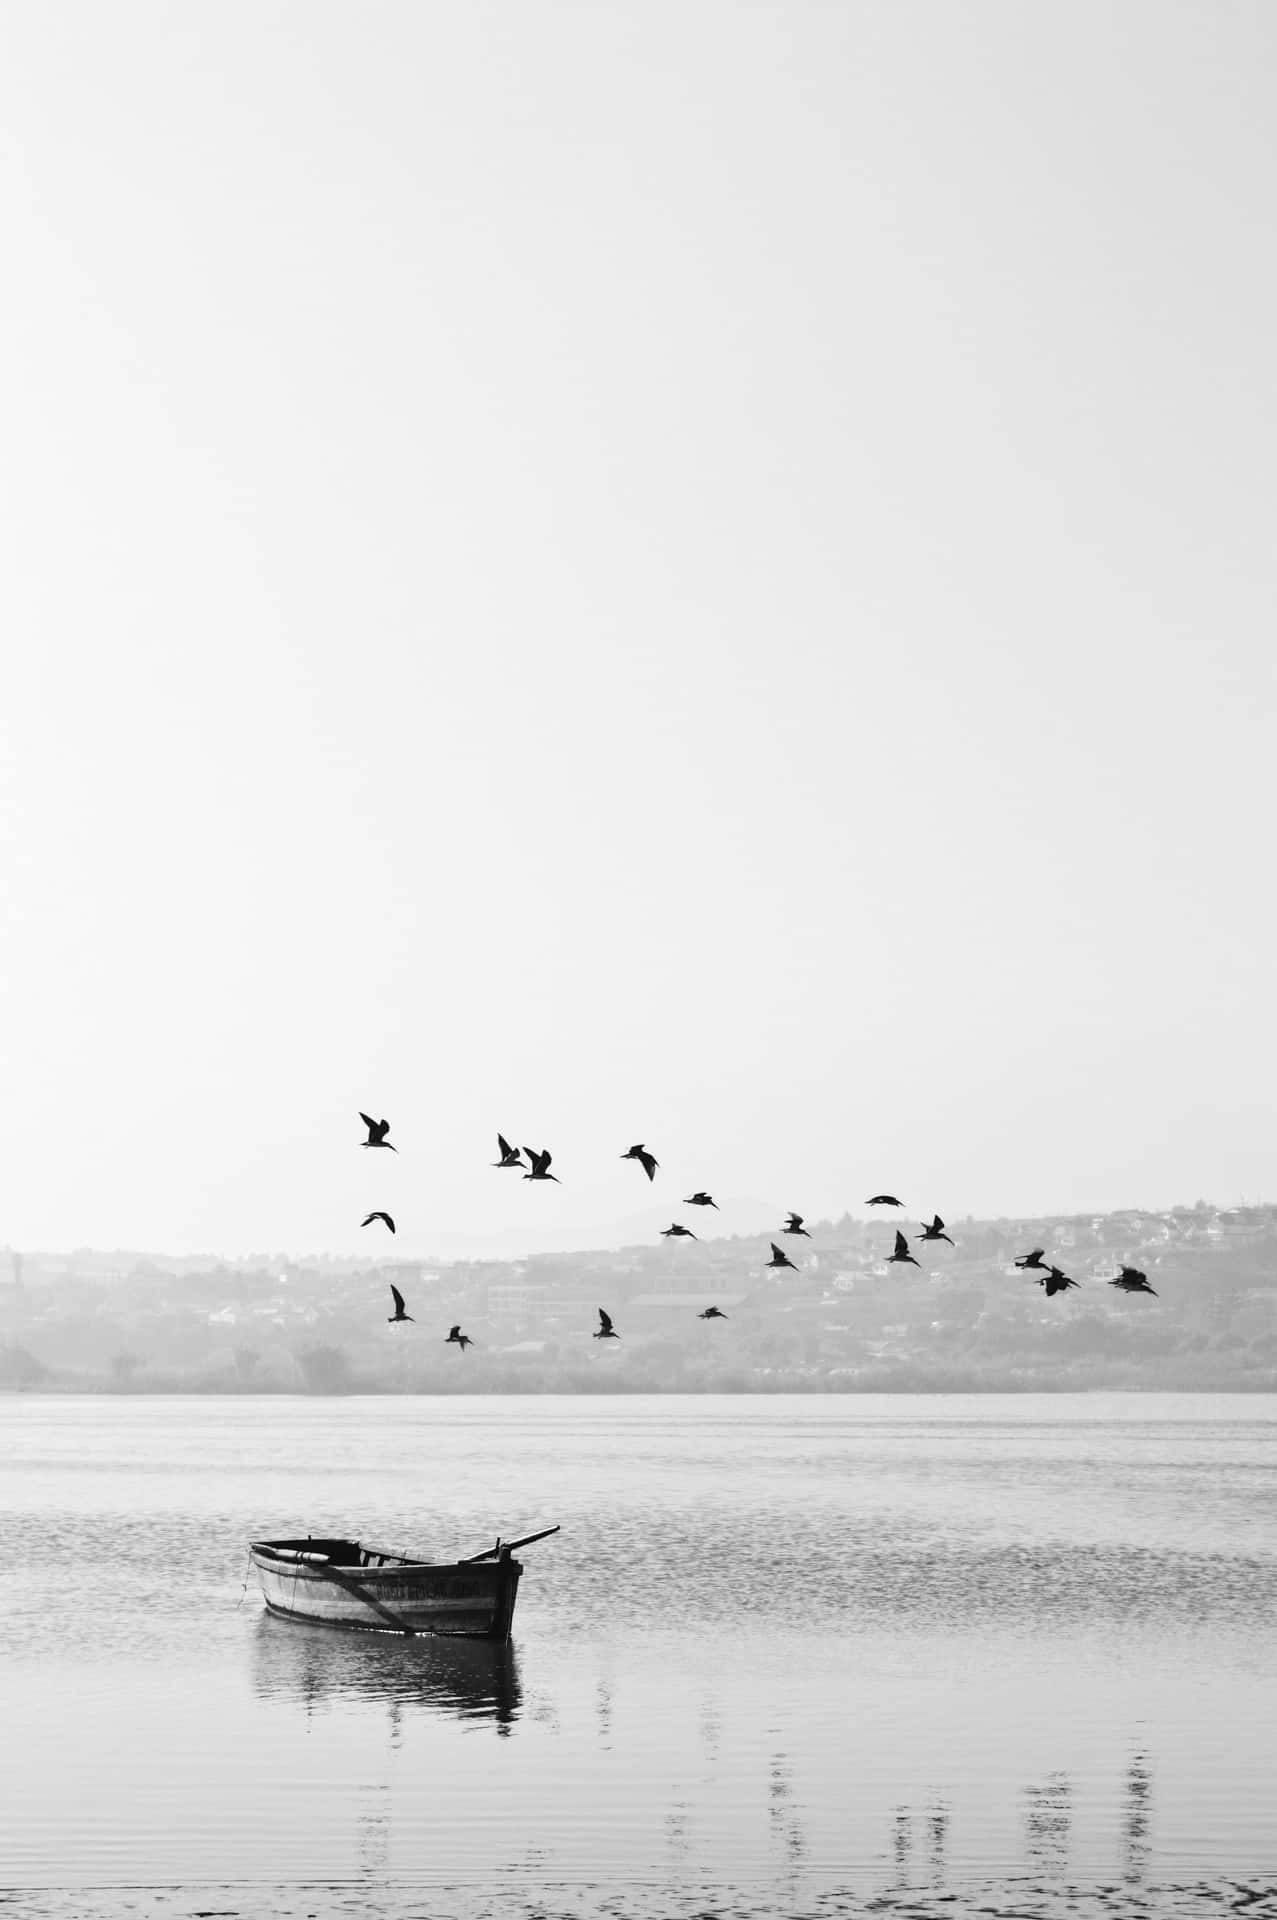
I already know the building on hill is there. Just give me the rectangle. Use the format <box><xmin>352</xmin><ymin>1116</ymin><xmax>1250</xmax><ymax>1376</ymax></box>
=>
<box><xmin>484</xmin><ymin>1279</ymin><xmax>596</xmax><ymax>1324</ymax></box>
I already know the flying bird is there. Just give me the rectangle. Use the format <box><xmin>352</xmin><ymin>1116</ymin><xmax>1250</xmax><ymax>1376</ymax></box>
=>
<box><xmin>360</xmin><ymin>1113</ymin><xmax>396</xmax><ymax>1152</ymax></box>
<box><xmin>621</xmin><ymin>1143</ymin><xmax>659</xmax><ymax>1182</ymax></box>
<box><xmin>867</xmin><ymin>1195</ymin><xmax>903</xmax><ymax>1207</ymax></box>
<box><xmin>684</xmin><ymin>1192</ymin><xmax>718</xmax><ymax>1208</ymax></box>
<box><xmin>1015</xmin><ymin>1249</ymin><xmax>1049</xmax><ymax>1270</ymax></box>
<box><xmin>594</xmin><ymin>1307</ymin><xmax>619</xmax><ymax>1340</ymax></box>
<box><xmin>387</xmin><ymin>1284</ymin><xmax>413</xmax><ymax>1323</ymax></box>
<box><xmin>492</xmin><ymin>1135</ymin><xmax>523</xmax><ymax>1169</ymax></box>
<box><xmin>361</xmin><ymin>1211</ymin><xmax>395</xmax><ymax>1234</ymax></box>
<box><xmin>887</xmin><ymin>1230</ymin><xmax>920</xmax><ymax>1268</ymax></box>
<box><xmin>919</xmin><ymin>1215</ymin><xmax>954</xmax><ymax>1245</ymax></box>
<box><xmin>661</xmin><ymin>1222</ymin><xmax>697</xmax><ymax>1238</ymax></box>
<box><xmin>446</xmin><ymin>1324</ymin><xmax>474</xmax><ymax>1350</ymax></box>
<box><xmin>523</xmin><ymin>1148</ymin><xmax>560</xmax><ymax>1182</ymax></box>
<box><xmin>1109</xmin><ymin>1266</ymin><xmax>1158</xmax><ymax>1296</ymax></box>
<box><xmin>1040</xmin><ymin>1266</ymin><xmax>1079</xmax><ymax>1297</ymax></box>
<box><xmin>767</xmin><ymin>1242</ymin><xmax>798</xmax><ymax>1271</ymax></box>
<box><xmin>783</xmin><ymin>1213</ymin><xmax>811</xmax><ymax>1237</ymax></box>
<box><xmin>699</xmin><ymin>1306</ymin><xmax>727</xmax><ymax>1320</ymax></box>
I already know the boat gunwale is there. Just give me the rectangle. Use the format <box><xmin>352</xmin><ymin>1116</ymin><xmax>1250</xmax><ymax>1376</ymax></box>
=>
<box><xmin>249</xmin><ymin>1539</ymin><xmax>500</xmax><ymax>1579</ymax></box>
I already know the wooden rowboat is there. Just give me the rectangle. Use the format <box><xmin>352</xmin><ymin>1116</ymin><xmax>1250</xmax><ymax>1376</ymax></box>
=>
<box><xmin>248</xmin><ymin>1524</ymin><xmax>558</xmax><ymax>1641</ymax></box>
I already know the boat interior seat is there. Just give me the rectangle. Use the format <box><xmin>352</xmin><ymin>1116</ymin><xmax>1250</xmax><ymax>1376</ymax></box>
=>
<box><xmin>295</xmin><ymin>1539</ymin><xmax>357</xmax><ymax>1562</ymax></box>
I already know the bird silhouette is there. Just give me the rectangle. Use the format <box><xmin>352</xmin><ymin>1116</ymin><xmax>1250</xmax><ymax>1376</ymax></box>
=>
<box><xmin>621</xmin><ymin>1143</ymin><xmax>658</xmax><ymax>1182</ymax></box>
<box><xmin>661</xmin><ymin>1222</ymin><xmax>697</xmax><ymax>1239</ymax></box>
<box><xmin>1040</xmin><ymin>1266</ymin><xmax>1079</xmax><ymax>1297</ymax></box>
<box><xmin>361</xmin><ymin>1211</ymin><xmax>395</xmax><ymax>1234</ymax></box>
<box><xmin>1015</xmin><ymin>1249</ymin><xmax>1049</xmax><ymax>1270</ymax></box>
<box><xmin>594</xmin><ymin>1307</ymin><xmax>619</xmax><ymax>1339</ymax></box>
<box><xmin>492</xmin><ymin>1134</ymin><xmax>523</xmax><ymax>1168</ymax></box>
<box><xmin>783</xmin><ymin>1213</ymin><xmax>811</xmax><ymax>1237</ymax></box>
<box><xmin>867</xmin><ymin>1194</ymin><xmax>903</xmax><ymax>1207</ymax></box>
<box><xmin>699</xmin><ymin>1306</ymin><xmax>727</xmax><ymax>1320</ymax></box>
<box><xmin>919</xmin><ymin>1215</ymin><xmax>954</xmax><ymax>1245</ymax></box>
<box><xmin>387</xmin><ymin>1284</ymin><xmax>413</xmax><ymax>1323</ymax></box>
<box><xmin>446</xmin><ymin>1324</ymin><xmax>474</xmax><ymax>1350</ymax></box>
<box><xmin>360</xmin><ymin>1113</ymin><xmax>396</xmax><ymax>1152</ymax></box>
<box><xmin>522</xmin><ymin>1148</ymin><xmax>560</xmax><ymax>1182</ymax></box>
<box><xmin>887</xmin><ymin>1230</ymin><xmax>920</xmax><ymax>1268</ymax></box>
<box><xmin>683</xmin><ymin>1191</ymin><xmax>718</xmax><ymax>1208</ymax></box>
<box><xmin>1109</xmin><ymin>1266</ymin><xmax>1158</xmax><ymax>1296</ymax></box>
<box><xmin>767</xmin><ymin>1242</ymin><xmax>798</xmax><ymax>1271</ymax></box>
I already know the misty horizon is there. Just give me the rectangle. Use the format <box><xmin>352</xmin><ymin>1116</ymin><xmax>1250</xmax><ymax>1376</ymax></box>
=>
<box><xmin>7</xmin><ymin>1194</ymin><xmax>1274</xmax><ymax>1399</ymax></box>
<box><xmin>4</xmin><ymin>1189</ymin><xmax>1270</xmax><ymax>1267</ymax></box>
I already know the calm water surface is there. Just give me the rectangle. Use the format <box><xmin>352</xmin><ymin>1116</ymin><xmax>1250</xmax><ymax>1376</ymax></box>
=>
<box><xmin>2</xmin><ymin>1393</ymin><xmax>1275</xmax><ymax>1918</ymax></box>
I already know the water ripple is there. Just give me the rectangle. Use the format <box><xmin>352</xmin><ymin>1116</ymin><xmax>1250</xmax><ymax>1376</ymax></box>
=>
<box><xmin>3</xmin><ymin>1395</ymin><xmax>1276</xmax><ymax>1900</ymax></box>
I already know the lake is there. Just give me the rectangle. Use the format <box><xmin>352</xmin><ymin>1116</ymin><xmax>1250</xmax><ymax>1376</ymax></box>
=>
<box><xmin>2</xmin><ymin>1393</ymin><xmax>1275</xmax><ymax>1917</ymax></box>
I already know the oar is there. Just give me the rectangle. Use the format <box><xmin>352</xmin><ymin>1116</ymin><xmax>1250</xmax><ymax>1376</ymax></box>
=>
<box><xmin>463</xmin><ymin>1524</ymin><xmax>560</xmax><ymax>1562</ymax></box>
<box><xmin>315</xmin><ymin>1561</ymin><xmax>416</xmax><ymax>1634</ymax></box>
<box><xmin>502</xmin><ymin>1524</ymin><xmax>561</xmax><ymax>1554</ymax></box>
<box><xmin>461</xmin><ymin>1537</ymin><xmax>502</xmax><ymax>1564</ymax></box>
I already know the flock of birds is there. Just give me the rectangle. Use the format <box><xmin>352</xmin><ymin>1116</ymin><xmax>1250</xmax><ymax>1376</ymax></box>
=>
<box><xmin>357</xmin><ymin>1112</ymin><xmax>1159</xmax><ymax>1352</ymax></box>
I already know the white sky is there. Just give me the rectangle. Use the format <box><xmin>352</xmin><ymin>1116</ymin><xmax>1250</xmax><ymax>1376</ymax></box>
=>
<box><xmin>1</xmin><ymin>2</ymin><xmax>1274</xmax><ymax>1259</ymax></box>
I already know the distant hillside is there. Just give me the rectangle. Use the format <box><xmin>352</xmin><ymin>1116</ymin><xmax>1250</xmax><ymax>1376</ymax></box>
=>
<box><xmin>2</xmin><ymin>1201</ymin><xmax>1275</xmax><ymax>1392</ymax></box>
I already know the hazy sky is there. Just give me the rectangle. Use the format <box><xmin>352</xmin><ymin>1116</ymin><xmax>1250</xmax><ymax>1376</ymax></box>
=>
<box><xmin>2</xmin><ymin>2</ymin><xmax>1274</xmax><ymax>1259</ymax></box>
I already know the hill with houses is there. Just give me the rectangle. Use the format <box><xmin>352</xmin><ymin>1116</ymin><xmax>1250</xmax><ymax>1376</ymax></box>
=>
<box><xmin>2</xmin><ymin>1200</ymin><xmax>1275</xmax><ymax>1393</ymax></box>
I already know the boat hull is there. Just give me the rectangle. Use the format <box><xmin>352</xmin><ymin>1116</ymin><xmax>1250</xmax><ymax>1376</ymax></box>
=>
<box><xmin>249</xmin><ymin>1538</ymin><xmax>522</xmax><ymax>1641</ymax></box>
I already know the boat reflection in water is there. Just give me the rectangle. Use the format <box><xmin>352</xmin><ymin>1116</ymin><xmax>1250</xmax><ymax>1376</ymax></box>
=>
<box><xmin>251</xmin><ymin>1611</ymin><xmax>522</xmax><ymax>1732</ymax></box>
